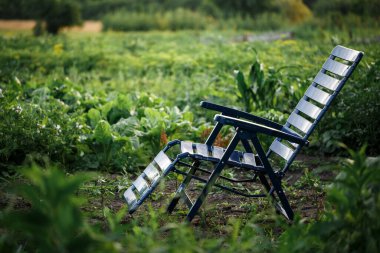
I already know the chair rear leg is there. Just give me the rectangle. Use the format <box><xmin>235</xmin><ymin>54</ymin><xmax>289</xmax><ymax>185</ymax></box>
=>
<box><xmin>251</xmin><ymin>135</ymin><xmax>294</xmax><ymax>220</ymax></box>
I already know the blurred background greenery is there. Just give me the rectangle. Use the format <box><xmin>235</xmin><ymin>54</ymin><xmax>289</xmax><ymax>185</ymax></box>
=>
<box><xmin>0</xmin><ymin>0</ymin><xmax>379</xmax><ymax>33</ymax></box>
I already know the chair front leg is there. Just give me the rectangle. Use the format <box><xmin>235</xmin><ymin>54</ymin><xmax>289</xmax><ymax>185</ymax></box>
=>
<box><xmin>167</xmin><ymin>122</ymin><xmax>223</xmax><ymax>213</ymax></box>
<box><xmin>167</xmin><ymin>160</ymin><xmax>200</xmax><ymax>213</ymax></box>
<box><xmin>186</xmin><ymin>131</ymin><xmax>241</xmax><ymax>222</ymax></box>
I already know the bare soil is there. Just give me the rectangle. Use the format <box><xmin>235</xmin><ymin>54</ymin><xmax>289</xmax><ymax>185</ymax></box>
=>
<box><xmin>81</xmin><ymin>154</ymin><xmax>336</xmax><ymax>234</ymax></box>
<box><xmin>0</xmin><ymin>20</ymin><xmax>102</xmax><ymax>32</ymax></box>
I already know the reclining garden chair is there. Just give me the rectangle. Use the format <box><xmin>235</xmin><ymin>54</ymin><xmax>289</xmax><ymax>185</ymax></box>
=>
<box><xmin>123</xmin><ymin>45</ymin><xmax>363</xmax><ymax>221</ymax></box>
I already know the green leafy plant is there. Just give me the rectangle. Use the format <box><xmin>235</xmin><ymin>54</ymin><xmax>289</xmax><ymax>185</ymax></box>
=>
<box><xmin>0</xmin><ymin>87</ymin><xmax>87</xmax><ymax>170</ymax></box>
<box><xmin>279</xmin><ymin>146</ymin><xmax>380</xmax><ymax>253</ymax></box>
<box><xmin>0</xmin><ymin>166</ymin><xmax>103</xmax><ymax>253</ymax></box>
<box><xmin>234</xmin><ymin>51</ymin><xmax>304</xmax><ymax>113</ymax></box>
<box><xmin>317</xmin><ymin>59</ymin><xmax>380</xmax><ymax>154</ymax></box>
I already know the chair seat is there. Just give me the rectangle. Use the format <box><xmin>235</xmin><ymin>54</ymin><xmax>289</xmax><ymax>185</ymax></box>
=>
<box><xmin>180</xmin><ymin>141</ymin><xmax>264</xmax><ymax>171</ymax></box>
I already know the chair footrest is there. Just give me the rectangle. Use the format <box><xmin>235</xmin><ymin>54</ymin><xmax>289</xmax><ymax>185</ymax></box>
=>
<box><xmin>124</xmin><ymin>151</ymin><xmax>174</xmax><ymax>213</ymax></box>
<box><xmin>123</xmin><ymin>140</ymin><xmax>264</xmax><ymax>214</ymax></box>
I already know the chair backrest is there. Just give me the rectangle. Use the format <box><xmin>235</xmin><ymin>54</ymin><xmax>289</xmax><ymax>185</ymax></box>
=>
<box><xmin>268</xmin><ymin>45</ymin><xmax>364</xmax><ymax>173</ymax></box>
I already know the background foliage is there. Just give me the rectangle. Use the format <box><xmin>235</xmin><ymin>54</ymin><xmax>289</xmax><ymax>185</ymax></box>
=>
<box><xmin>0</xmin><ymin>0</ymin><xmax>379</xmax><ymax>32</ymax></box>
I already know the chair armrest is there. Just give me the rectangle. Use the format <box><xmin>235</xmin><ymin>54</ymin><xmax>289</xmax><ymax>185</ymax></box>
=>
<box><xmin>200</xmin><ymin>101</ymin><xmax>283</xmax><ymax>130</ymax></box>
<box><xmin>214</xmin><ymin>114</ymin><xmax>308</xmax><ymax>146</ymax></box>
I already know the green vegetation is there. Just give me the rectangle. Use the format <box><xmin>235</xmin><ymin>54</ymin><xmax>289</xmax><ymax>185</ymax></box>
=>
<box><xmin>0</xmin><ymin>27</ymin><xmax>379</xmax><ymax>251</ymax></box>
<box><xmin>1</xmin><ymin>30</ymin><xmax>379</xmax><ymax>172</ymax></box>
<box><xmin>1</xmin><ymin>148</ymin><xmax>379</xmax><ymax>252</ymax></box>
<box><xmin>102</xmin><ymin>9</ymin><xmax>211</xmax><ymax>32</ymax></box>
<box><xmin>100</xmin><ymin>0</ymin><xmax>312</xmax><ymax>32</ymax></box>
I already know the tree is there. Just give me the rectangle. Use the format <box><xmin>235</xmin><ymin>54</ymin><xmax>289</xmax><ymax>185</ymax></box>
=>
<box><xmin>313</xmin><ymin>0</ymin><xmax>380</xmax><ymax>17</ymax></box>
<box><xmin>30</xmin><ymin>0</ymin><xmax>82</xmax><ymax>35</ymax></box>
<box><xmin>212</xmin><ymin>0</ymin><xmax>277</xmax><ymax>18</ymax></box>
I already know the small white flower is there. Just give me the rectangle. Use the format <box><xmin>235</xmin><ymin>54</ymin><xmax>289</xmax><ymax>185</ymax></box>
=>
<box><xmin>13</xmin><ymin>105</ymin><xmax>23</xmax><ymax>114</ymax></box>
<box><xmin>37</xmin><ymin>123</ymin><xmax>46</xmax><ymax>129</ymax></box>
<box><xmin>75</xmin><ymin>122</ymin><xmax>83</xmax><ymax>129</ymax></box>
<box><xmin>54</xmin><ymin>124</ymin><xmax>62</xmax><ymax>134</ymax></box>
<box><xmin>57</xmin><ymin>99</ymin><xmax>66</xmax><ymax>106</ymax></box>
<box><xmin>79</xmin><ymin>135</ymin><xmax>87</xmax><ymax>142</ymax></box>
<box><xmin>14</xmin><ymin>77</ymin><xmax>21</xmax><ymax>85</ymax></box>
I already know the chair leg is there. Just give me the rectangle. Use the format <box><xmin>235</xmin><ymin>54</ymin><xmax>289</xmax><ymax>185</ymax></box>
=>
<box><xmin>186</xmin><ymin>133</ymin><xmax>240</xmax><ymax>221</ymax></box>
<box><xmin>168</xmin><ymin>123</ymin><xmax>224</xmax><ymax>214</ymax></box>
<box><xmin>251</xmin><ymin>135</ymin><xmax>294</xmax><ymax>220</ymax></box>
<box><xmin>258</xmin><ymin>174</ymin><xmax>272</xmax><ymax>194</ymax></box>
<box><xmin>167</xmin><ymin>160</ymin><xmax>200</xmax><ymax>213</ymax></box>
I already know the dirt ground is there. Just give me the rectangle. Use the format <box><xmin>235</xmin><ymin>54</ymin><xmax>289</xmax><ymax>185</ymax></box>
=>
<box><xmin>0</xmin><ymin>20</ymin><xmax>102</xmax><ymax>32</ymax></box>
<box><xmin>0</xmin><ymin>154</ymin><xmax>336</xmax><ymax>236</ymax></box>
<box><xmin>78</xmin><ymin>154</ymin><xmax>336</xmax><ymax>234</ymax></box>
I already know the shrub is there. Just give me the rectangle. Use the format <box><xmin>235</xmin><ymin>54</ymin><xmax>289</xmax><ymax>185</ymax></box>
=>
<box><xmin>253</xmin><ymin>12</ymin><xmax>290</xmax><ymax>31</ymax></box>
<box><xmin>102</xmin><ymin>8</ymin><xmax>212</xmax><ymax>32</ymax></box>
<box><xmin>313</xmin><ymin>0</ymin><xmax>380</xmax><ymax>18</ymax></box>
<box><xmin>280</xmin><ymin>0</ymin><xmax>312</xmax><ymax>24</ymax></box>
<box><xmin>0</xmin><ymin>166</ymin><xmax>109</xmax><ymax>253</ymax></box>
<box><xmin>0</xmin><ymin>84</ymin><xmax>87</xmax><ymax>170</ymax></box>
<box><xmin>234</xmin><ymin>52</ymin><xmax>305</xmax><ymax>113</ymax></box>
<box><xmin>279</xmin><ymin>146</ymin><xmax>380</xmax><ymax>252</ymax></box>
<box><xmin>317</xmin><ymin>59</ymin><xmax>380</xmax><ymax>154</ymax></box>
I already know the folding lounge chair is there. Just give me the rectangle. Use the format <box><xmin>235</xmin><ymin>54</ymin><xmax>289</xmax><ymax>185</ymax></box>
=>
<box><xmin>123</xmin><ymin>45</ymin><xmax>363</xmax><ymax>221</ymax></box>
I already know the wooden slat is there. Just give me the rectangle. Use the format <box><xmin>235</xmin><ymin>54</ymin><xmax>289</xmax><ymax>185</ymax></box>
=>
<box><xmin>181</xmin><ymin>141</ymin><xmax>194</xmax><ymax>154</ymax></box>
<box><xmin>154</xmin><ymin>151</ymin><xmax>172</xmax><ymax>173</ymax></box>
<box><xmin>270</xmin><ymin>140</ymin><xmax>294</xmax><ymax>161</ymax></box>
<box><xmin>243</xmin><ymin>153</ymin><xmax>256</xmax><ymax>166</ymax></box>
<box><xmin>287</xmin><ymin>112</ymin><xmax>313</xmax><ymax>134</ymax></box>
<box><xmin>133</xmin><ymin>175</ymin><xmax>149</xmax><ymax>195</ymax></box>
<box><xmin>212</xmin><ymin>146</ymin><xmax>224</xmax><ymax>159</ymax></box>
<box><xmin>322</xmin><ymin>58</ymin><xmax>350</xmax><ymax>76</ymax></box>
<box><xmin>313</xmin><ymin>71</ymin><xmax>340</xmax><ymax>91</ymax></box>
<box><xmin>195</xmin><ymin>143</ymin><xmax>209</xmax><ymax>157</ymax></box>
<box><xmin>143</xmin><ymin>163</ymin><xmax>160</xmax><ymax>184</ymax></box>
<box><xmin>296</xmin><ymin>99</ymin><xmax>322</xmax><ymax>119</ymax></box>
<box><xmin>305</xmin><ymin>86</ymin><xmax>331</xmax><ymax>105</ymax></box>
<box><xmin>124</xmin><ymin>188</ymin><xmax>137</xmax><ymax>207</ymax></box>
<box><xmin>331</xmin><ymin>45</ymin><xmax>361</xmax><ymax>62</ymax></box>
